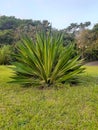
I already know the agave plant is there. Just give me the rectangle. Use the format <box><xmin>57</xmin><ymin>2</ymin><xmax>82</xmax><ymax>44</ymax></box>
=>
<box><xmin>11</xmin><ymin>33</ymin><xmax>85</xmax><ymax>87</ymax></box>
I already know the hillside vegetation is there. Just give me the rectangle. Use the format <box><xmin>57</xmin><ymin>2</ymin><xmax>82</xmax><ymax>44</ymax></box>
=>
<box><xmin>0</xmin><ymin>15</ymin><xmax>98</xmax><ymax>61</ymax></box>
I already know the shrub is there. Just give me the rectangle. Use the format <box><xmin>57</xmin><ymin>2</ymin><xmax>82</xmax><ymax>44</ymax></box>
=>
<box><xmin>11</xmin><ymin>33</ymin><xmax>85</xmax><ymax>87</ymax></box>
<box><xmin>0</xmin><ymin>45</ymin><xmax>12</xmax><ymax>65</ymax></box>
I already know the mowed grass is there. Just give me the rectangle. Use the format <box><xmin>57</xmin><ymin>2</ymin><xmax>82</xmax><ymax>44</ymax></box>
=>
<box><xmin>0</xmin><ymin>66</ymin><xmax>98</xmax><ymax>130</ymax></box>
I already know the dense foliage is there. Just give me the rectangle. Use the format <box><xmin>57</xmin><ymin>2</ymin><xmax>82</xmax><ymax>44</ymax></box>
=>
<box><xmin>0</xmin><ymin>45</ymin><xmax>12</xmax><ymax>65</ymax></box>
<box><xmin>11</xmin><ymin>33</ymin><xmax>84</xmax><ymax>87</ymax></box>
<box><xmin>0</xmin><ymin>15</ymin><xmax>51</xmax><ymax>46</ymax></box>
<box><xmin>0</xmin><ymin>15</ymin><xmax>98</xmax><ymax>62</ymax></box>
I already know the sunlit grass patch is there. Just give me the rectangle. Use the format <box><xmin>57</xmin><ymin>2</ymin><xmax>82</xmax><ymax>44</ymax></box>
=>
<box><xmin>0</xmin><ymin>65</ymin><xmax>98</xmax><ymax>129</ymax></box>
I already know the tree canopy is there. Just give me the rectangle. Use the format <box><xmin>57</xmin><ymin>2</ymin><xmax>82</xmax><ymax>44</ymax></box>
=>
<box><xmin>0</xmin><ymin>15</ymin><xmax>98</xmax><ymax>61</ymax></box>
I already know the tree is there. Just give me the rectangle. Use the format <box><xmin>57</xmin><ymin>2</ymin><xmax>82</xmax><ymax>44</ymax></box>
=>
<box><xmin>78</xmin><ymin>22</ymin><xmax>91</xmax><ymax>31</ymax></box>
<box><xmin>0</xmin><ymin>30</ymin><xmax>15</xmax><ymax>46</ymax></box>
<box><xmin>66</xmin><ymin>23</ymin><xmax>78</xmax><ymax>34</ymax></box>
<box><xmin>76</xmin><ymin>29</ymin><xmax>91</xmax><ymax>59</ymax></box>
<box><xmin>76</xmin><ymin>24</ymin><xmax>98</xmax><ymax>61</ymax></box>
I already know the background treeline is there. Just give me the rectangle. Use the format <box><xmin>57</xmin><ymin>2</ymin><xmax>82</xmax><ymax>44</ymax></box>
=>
<box><xmin>0</xmin><ymin>15</ymin><xmax>98</xmax><ymax>64</ymax></box>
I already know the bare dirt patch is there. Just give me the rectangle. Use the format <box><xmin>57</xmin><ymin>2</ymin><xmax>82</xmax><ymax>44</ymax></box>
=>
<box><xmin>85</xmin><ymin>61</ymin><xmax>98</xmax><ymax>66</ymax></box>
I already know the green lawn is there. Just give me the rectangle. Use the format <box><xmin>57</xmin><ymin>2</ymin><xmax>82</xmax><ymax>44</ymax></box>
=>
<box><xmin>0</xmin><ymin>66</ymin><xmax>98</xmax><ymax>130</ymax></box>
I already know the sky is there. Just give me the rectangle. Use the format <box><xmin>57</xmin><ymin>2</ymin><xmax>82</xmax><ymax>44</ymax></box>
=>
<box><xmin>0</xmin><ymin>0</ymin><xmax>98</xmax><ymax>29</ymax></box>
